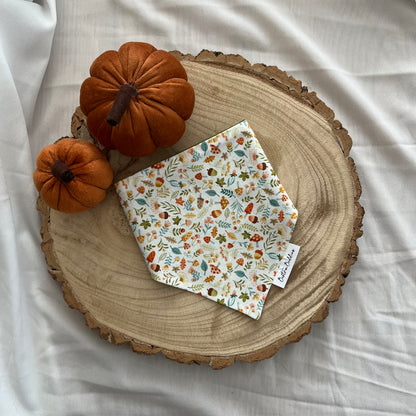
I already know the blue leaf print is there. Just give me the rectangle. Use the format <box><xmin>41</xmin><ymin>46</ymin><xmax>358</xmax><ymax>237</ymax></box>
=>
<box><xmin>258</xmin><ymin>177</ymin><xmax>266</xmax><ymax>188</ymax></box>
<box><xmin>256</xmin><ymin>299</ymin><xmax>265</xmax><ymax>311</ymax></box>
<box><xmin>234</xmin><ymin>150</ymin><xmax>246</xmax><ymax>157</ymax></box>
<box><xmin>184</xmin><ymin>200</ymin><xmax>193</xmax><ymax>211</ymax></box>
<box><xmin>165</xmin><ymin>254</ymin><xmax>173</xmax><ymax>266</ymax></box>
<box><xmin>201</xmin><ymin>260</ymin><xmax>208</xmax><ymax>274</ymax></box>
<box><xmin>205</xmin><ymin>190</ymin><xmax>217</xmax><ymax>196</ymax></box>
<box><xmin>234</xmin><ymin>270</ymin><xmax>246</xmax><ymax>278</ymax></box>
<box><xmin>248</xmin><ymin>287</ymin><xmax>256</xmax><ymax>296</ymax></box>
<box><xmin>267</xmin><ymin>252</ymin><xmax>281</xmax><ymax>260</ymax></box>
<box><xmin>248</xmin><ymin>166</ymin><xmax>257</xmax><ymax>175</ymax></box>
<box><xmin>201</xmin><ymin>142</ymin><xmax>208</xmax><ymax>154</ymax></box>
<box><xmin>168</xmin><ymin>180</ymin><xmax>182</xmax><ymax>188</ymax></box>
<box><xmin>192</xmin><ymin>270</ymin><xmax>201</xmax><ymax>281</ymax></box>
<box><xmin>193</xmin><ymin>151</ymin><xmax>201</xmax><ymax>161</ymax></box>
<box><xmin>227</xmin><ymin>296</ymin><xmax>236</xmax><ymax>307</ymax></box>
<box><xmin>171</xmin><ymin>247</ymin><xmax>181</xmax><ymax>255</ymax></box>
<box><xmin>135</xmin><ymin>198</ymin><xmax>148</xmax><ymax>206</ymax></box>
<box><xmin>269</xmin><ymin>199</ymin><xmax>280</xmax><ymax>207</ymax></box>
<box><xmin>227</xmin><ymin>175</ymin><xmax>236</xmax><ymax>186</ymax></box>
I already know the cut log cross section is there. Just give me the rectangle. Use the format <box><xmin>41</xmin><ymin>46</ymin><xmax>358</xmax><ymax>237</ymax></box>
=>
<box><xmin>38</xmin><ymin>50</ymin><xmax>364</xmax><ymax>369</ymax></box>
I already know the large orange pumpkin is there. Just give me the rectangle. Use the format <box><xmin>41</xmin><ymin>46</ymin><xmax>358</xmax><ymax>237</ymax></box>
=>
<box><xmin>33</xmin><ymin>138</ymin><xmax>113</xmax><ymax>213</ymax></box>
<box><xmin>80</xmin><ymin>42</ymin><xmax>195</xmax><ymax>157</ymax></box>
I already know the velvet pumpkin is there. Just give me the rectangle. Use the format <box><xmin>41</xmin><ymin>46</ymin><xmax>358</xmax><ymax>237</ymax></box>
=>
<box><xmin>79</xmin><ymin>42</ymin><xmax>195</xmax><ymax>157</ymax></box>
<box><xmin>33</xmin><ymin>138</ymin><xmax>113</xmax><ymax>213</ymax></box>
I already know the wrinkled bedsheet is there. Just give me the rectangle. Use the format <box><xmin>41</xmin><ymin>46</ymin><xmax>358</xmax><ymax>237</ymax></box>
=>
<box><xmin>1</xmin><ymin>1</ymin><xmax>415</xmax><ymax>414</ymax></box>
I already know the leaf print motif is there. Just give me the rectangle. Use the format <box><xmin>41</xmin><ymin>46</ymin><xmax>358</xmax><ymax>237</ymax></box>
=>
<box><xmin>234</xmin><ymin>150</ymin><xmax>246</xmax><ymax>157</ymax></box>
<box><xmin>239</xmin><ymin>171</ymin><xmax>250</xmax><ymax>181</ymax></box>
<box><xmin>201</xmin><ymin>260</ymin><xmax>208</xmax><ymax>274</ymax></box>
<box><xmin>160</xmin><ymin>201</ymin><xmax>181</xmax><ymax>215</ymax></box>
<box><xmin>165</xmin><ymin>158</ymin><xmax>180</xmax><ymax>179</ymax></box>
<box><xmin>242</xmin><ymin>230</ymin><xmax>251</xmax><ymax>239</ymax></box>
<box><xmin>226</xmin><ymin>231</ymin><xmax>237</xmax><ymax>240</ymax></box>
<box><xmin>140</xmin><ymin>220</ymin><xmax>151</xmax><ymax>229</ymax></box>
<box><xmin>181</xmin><ymin>231</ymin><xmax>193</xmax><ymax>241</ymax></box>
<box><xmin>216</xmin><ymin>178</ymin><xmax>226</xmax><ymax>187</ymax></box>
<box><xmin>278</xmin><ymin>210</ymin><xmax>285</xmax><ymax>222</ymax></box>
<box><xmin>204</xmin><ymin>155</ymin><xmax>215</xmax><ymax>163</ymax></box>
<box><xmin>216</xmin><ymin>234</ymin><xmax>226</xmax><ymax>243</ymax></box>
<box><xmin>226</xmin><ymin>175</ymin><xmax>236</xmax><ymax>186</ymax></box>
<box><xmin>263</xmin><ymin>188</ymin><xmax>274</xmax><ymax>196</ymax></box>
<box><xmin>201</xmin><ymin>141</ymin><xmax>208</xmax><ymax>154</ymax></box>
<box><xmin>218</xmin><ymin>220</ymin><xmax>231</xmax><ymax>229</ymax></box>
<box><xmin>221</xmin><ymin>188</ymin><xmax>233</xmax><ymax>197</ymax></box>
<box><xmin>230</xmin><ymin>200</ymin><xmax>244</xmax><ymax>216</ymax></box>
<box><xmin>211</xmin><ymin>226</ymin><xmax>218</xmax><ymax>238</ymax></box>
<box><xmin>184</xmin><ymin>200</ymin><xmax>192</xmax><ymax>211</ymax></box>
<box><xmin>180</xmin><ymin>258</ymin><xmax>186</xmax><ymax>270</ymax></box>
<box><xmin>204</xmin><ymin>275</ymin><xmax>215</xmax><ymax>282</ymax></box>
<box><xmin>141</xmin><ymin>179</ymin><xmax>154</xmax><ymax>187</ymax></box>
<box><xmin>188</xmin><ymin>164</ymin><xmax>204</xmax><ymax>172</ymax></box>
<box><xmin>188</xmin><ymin>284</ymin><xmax>204</xmax><ymax>291</ymax></box>
<box><xmin>263</xmin><ymin>233</ymin><xmax>278</xmax><ymax>251</ymax></box>
<box><xmin>135</xmin><ymin>198</ymin><xmax>148</xmax><ymax>206</ymax></box>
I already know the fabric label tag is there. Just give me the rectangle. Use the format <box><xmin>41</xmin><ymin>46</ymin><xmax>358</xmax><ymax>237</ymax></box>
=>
<box><xmin>272</xmin><ymin>243</ymin><xmax>300</xmax><ymax>289</ymax></box>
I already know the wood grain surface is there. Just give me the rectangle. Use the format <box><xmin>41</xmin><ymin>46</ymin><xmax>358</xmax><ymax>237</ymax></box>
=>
<box><xmin>38</xmin><ymin>51</ymin><xmax>364</xmax><ymax>369</ymax></box>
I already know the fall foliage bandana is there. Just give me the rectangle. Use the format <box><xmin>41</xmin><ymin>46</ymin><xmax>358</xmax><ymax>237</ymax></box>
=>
<box><xmin>115</xmin><ymin>121</ymin><xmax>298</xmax><ymax>319</ymax></box>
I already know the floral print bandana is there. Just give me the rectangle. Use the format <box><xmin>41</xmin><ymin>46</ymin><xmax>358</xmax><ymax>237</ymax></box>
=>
<box><xmin>115</xmin><ymin>121</ymin><xmax>298</xmax><ymax>319</ymax></box>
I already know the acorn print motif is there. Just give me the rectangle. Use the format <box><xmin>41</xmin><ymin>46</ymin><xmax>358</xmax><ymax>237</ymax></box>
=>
<box><xmin>197</xmin><ymin>197</ymin><xmax>204</xmax><ymax>209</ymax></box>
<box><xmin>114</xmin><ymin>120</ymin><xmax>298</xmax><ymax>320</ymax></box>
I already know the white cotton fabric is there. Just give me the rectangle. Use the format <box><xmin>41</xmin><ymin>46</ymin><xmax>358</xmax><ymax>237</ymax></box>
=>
<box><xmin>1</xmin><ymin>0</ymin><xmax>415</xmax><ymax>414</ymax></box>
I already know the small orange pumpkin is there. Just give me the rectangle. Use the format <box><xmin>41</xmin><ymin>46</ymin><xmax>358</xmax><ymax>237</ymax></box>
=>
<box><xmin>33</xmin><ymin>138</ymin><xmax>113</xmax><ymax>213</ymax></box>
<box><xmin>80</xmin><ymin>42</ymin><xmax>195</xmax><ymax>157</ymax></box>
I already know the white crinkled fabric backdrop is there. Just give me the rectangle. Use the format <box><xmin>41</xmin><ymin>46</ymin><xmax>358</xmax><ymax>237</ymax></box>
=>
<box><xmin>0</xmin><ymin>0</ymin><xmax>415</xmax><ymax>414</ymax></box>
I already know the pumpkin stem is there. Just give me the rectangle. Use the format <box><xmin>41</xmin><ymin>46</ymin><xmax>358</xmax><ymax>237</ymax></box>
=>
<box><xmin>106</xmin><ymin>84</ymin><xmax>138</xmax><ymax>126</ymax></box>
<box><xmin>51</xmin><ymin>160</ymin><xmax>75</xmax><ymax>183</ymax></box>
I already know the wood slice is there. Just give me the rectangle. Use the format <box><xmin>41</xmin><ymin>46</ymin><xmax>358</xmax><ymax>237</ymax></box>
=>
<box><xmin>39</xmin><ymin>51</ymin><xmax>364</xmax><ymax>369</ymax></box>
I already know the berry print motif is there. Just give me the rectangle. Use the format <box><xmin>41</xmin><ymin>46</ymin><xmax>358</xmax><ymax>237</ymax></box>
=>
<box><xmin>115</xmin><ymin>120</ymin><xmax>298</xmax><ymax>320</ymax></box>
